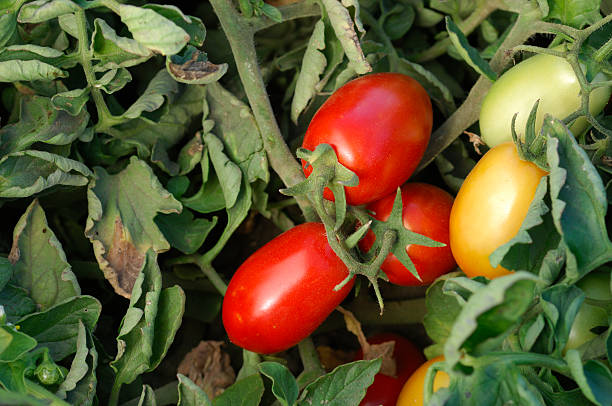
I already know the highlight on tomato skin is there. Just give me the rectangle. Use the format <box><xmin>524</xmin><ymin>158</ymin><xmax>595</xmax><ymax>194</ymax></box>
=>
<box><xmin>396</xmin><ymin>356</ymin><xmax>450</xmax><ymax>406</ymax></box>
<box><xmin>354</xmin><ymin>333</ymin><xmax>425</xmax><ymax>406</ymax></box>
<box><xmin>301</xmin><ymin>72</ymin><xmax>433</xmax><ymax>206</ymax></box>
<box><xmin>449</xmin><ymin>142</ymin><xmax>547</xmax><ymax>279</ymax></box>
<box><xmin>359</xmin><ymin>183</ymin><xmax>456</xmax><ymax>286</ymax></box>
<box><xmin>221</xmin><ymin>222</ymin><xmax>354</xmax><ymax>355</ymax></box>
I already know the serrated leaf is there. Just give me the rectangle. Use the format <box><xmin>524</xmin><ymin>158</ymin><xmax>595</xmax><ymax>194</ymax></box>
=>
<box><xmin>17</xmin><ymin>295</ymin><xmax>101</xmax><ymax>361</ymax></box>
<box><xmin>0</xmin><ymin>324</ymin><xmax>37</xmax><ymax>362</ymax></box>
<box><xmin>177</xmin><ymin>374</ymin><xmax>213</xmax><ymax>406</ymax></box>
<box><xmin>9</xmin><ymin>199</ymin><xmax>80</xmax><ymax>310</ymax></box>
<box><xmin>166</xmin><ymin>46</ymin><xmax>227</xmax><ymax>85</ymax></box>
<box><xmin>0</xmin><ymin>150</ymin><xmax>92</xmax><ymax>198</ymax></box>
<box><xmin>51</xmin><ymin>88</ymin><xmax>89</xmax><ymax>116</ymax></box>
<box><xmin>259</xmin><ymin>362</ymin><xmax>299</xmax><ymax>406</ymax></box>
<box><xmin>547</xmin><ymin>0</ymin><xmax>602</xmax><ymax>28</ymax></box>
<box><xmin>291</xmin><ymin>19</ymin><xmax>326</xmax><ymax>123</ymax></box>
<box><xmin>544</xmin><ymin>117</ymin><xmax>612</xmax><ymax>282</ymax></box>
<box><xmin>143</xmin><ymin>4</ymin><xmax>205</xmax><ymax>46</ymax></box>
<box><xmin>205</xmin><ymin>82</ymin><xmax>268</xmax><ymax>183</ymax></box>
<box><xmin>213</xmin><ymin>374</ymin><xmax>264</xmax><ymax>406</ymax></box>
<box><xmin>566</xmin><ymin>350</ymin><xmax>612</xmax><ymax>405</ymax></box>
<box><xmin>84</xmin><ymin>157</ymin><xmax>182</xmax><ymax>298</ymax></box>
<box><xmin>0</xmin><ymin>59</ymin><xmax>66</xmax><ymax>82</ymax></box>
<box><xmin>119</xmin><ymin>4</ymin><xmax>189</xmax><ymax>56</ymax></box>
<box><xmin>91</xmin><ymin>18</ymin><xmax>152</xmax><ymax>71</ymax></box>
<box><xmin>121</xmin><ymin>70</ymin><xmax>178</xmax><ymax>119</ymax></box>
<box><xmin>443</xmin><ymin>272</ymin><xmax>538</xmax><ymax>368</ymax></box>
<box><xmin>155</xmin><ymin>210</ymin><xmax>217</xmax><ymax>255</ymax></box>
<box><xmin>17</xmin><ymin>0</ymin><xmax>80</xmax><ymax>23</ymax></box>
<box><xmin>0</xmin><ymin>96</ymin><xmax>89</xmax><ymax>158</ymax></box>
<box><xmin>297</xmin><ymin>359</ymin><xmax>380</xmax><ymax>405</ymax></box>
<box><xmin>445</xmin><ymin>17</ymin><xmax>497</xmax><ymax>81</ymax></box>
<box><xmin>396</xmin><ymin>58</ymin><xmax>455</xmax><ymax>116</ymax></box>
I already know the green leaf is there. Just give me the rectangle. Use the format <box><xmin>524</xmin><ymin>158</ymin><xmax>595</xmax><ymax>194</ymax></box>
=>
<box><xmin>149</xmin><ymin>285</ymin><xmax>185</xmax><ymax>371</ymax></box>
<box><xmin>291</xmin><ymin>19</ymin><xmax>326</xmax><ymax>123</ymax></box>
<box><xmin>261</xmin><ymin>2</ymin><xmax>282</xmax><ymax>22</ymax></box>
<box><xmin>259</xmin><ymin>362</ymin><xmax>299</xmax><ymax>406</ymax></box>
<box><xmin>94</xmin><ymin>68</ymin><xmax>132</xmax><ymax>94</ymax></box>
<box><xmin>17</xmin><ymin>295</ymin><xmax>101</xmax><ymax>361</ymax></box>
<box><xmin>51</xmin><ymin>88</ymin><xmax>90</xmax><ymax>116</ymax></box>
<box><xmin>297</xmin><ymin>359</ymin><xmax>380</xmax><ymax>405</ymax></box>
<box><xmin>181</xmin><ymin>169</ymin><xmax>226</xmax><ymax>215</ymax></box>
<box><xmin>0</xmin><ymin>323</ymin><xmax>37</xmax><ymax>362</ymax></box>
<box><xmin>17</xmin><ymin>0</ymin><xmax>80</xmax><ymax>23</ymax></box>
<box><xmin>137</xmin><ymin>385</ymin><xmax>157</xmax><ymax>406</ymax></box>
<box><xmin>544</xmin><ymin>117</ymin><xmax>612</xmax><ymax>282</ymax></box>
<box><xmin>177</xmin><ymin>374</ymin><xmax>213</xmax><ymax>406</ymax></box>
<box><xmin>0</xmin><ymin>390</ymin><xmax>50</xmax><ymax>406</ymax></box>
<box><xmin>435</xmin><ymin>138</ymin><xmax>476</xmax><ymax>193</ymax></box>
<box><xmin>203</xmin><ymin>133</ymin><xmax>242</xmax><ymax>209</ymax></box>
<box><xmin>84</xmin><ymin>157</ymin><xmax>182</xmax><ymax>298</ymax></box>
<box><xmin>320</xmin><ymin>0</ymin><xmax>370</xmax><ymax>74</ymax></box>
<box><xmin>213</xmin><ymin>374</ymin><xmax>264</xmax><ymax>406</ymax></box>
<box><xmin>142</xmin><ymin>4</ymin><xmax>206</xmax><ymax>46</ymax></box>
<box><xmin>0</xmin><ymin>285</ymin><xmax>36</xmax><ymax>324</ymax></box>
<box><xmin>547</xmin><ymin>0</ymin><xmax>602</xmax><ymax>28</ymax></box>
<box><xmin>177</xmin><ymin>133</ymin><xmax>204</xmax><ymax>176</ymax></box>
<box><xmin>541</xmin><ymin>284</ymin><xmax>585</xmax><ymax>353</ymax></box>
<box><xmin>0</xmin><ymin>95</ymin><xmax>89</xmax><ymax>158</ymax></box>
<box><xmin>155</xmin><ymin>210</ymin><xmax>217</xmax><ymax>255</ymax></box>
<box><xmin>205</xmin><ymin>82</ymin><xmax>269</xmax><ymax>183</ymax></box>
<box><xmin>381</xmin><ymin>2</ymin><xmax>415</xmax><ymax>40</ymax></box>
<box><xmin>56</xmin><ymin>321</ymin><xmax>93</xmax><ymax>399</ymax></box>
<box><xmin>0</xmin><ymin>44</ymin><xmax>72</xmax><ymax>67</ymax></box>
<box><xmin>91</xmin><ymin>18</ymin><xmax>152</xmax><ymax>71</ymax></box>
<box><xmin>121</xmin><ymin>70</ymin><xmax>178</xmax><ymax>119</ymax></box>
<box><xmin>0</xmin><ymin>59</ymin><xmax>66</xmax><ymax>82</ymax></box>
<box><xmin>61</xmin><ymin>325</ymin><xmax>98</xmax><ymax>406</ymax></box>
<box><xmin>566</xmin><ymin>350</ymin><xmax>612</xmax><ymax>405</ymax></box>
<box><xmin>423</xmin><ymin>277</ymin><xmax>463</xmax><ymax>356</ymax></box>
<box><xmin>119</xmin><ymin>4</ymin><xmax>189</xmax><ymax>56</ymax></box>
<box><xmin>443</xmin><ymin>272</ymin><xmax>538</xmax><ymax>367</ymax></box>
<box><xmin>0</xmin><ymin>150</ymin><xmax>92</xmax><ymax>198</ymax></box>
<box><xmin>0</xmin><ymin>1</ymin><xmax>19</xmax><ymax>48</ymax></box>
<box><xmin>9</xmin><ymin>199</ymin><xmax>80</xmax><ymax>310</ymax></box>
<box><xmin>166</xmin><ymin>46</ymin><xmax>227</xmax><ymax>85</ymax></box>
<box><xmin>396</xmin><ymin>58</ymin><xmax>455</xmax><ymax>117</ymax></box>
<box><xmin>445</xmin><ymin>17</ymin><xmax>497</xmax><ymax>81</ymax></box>
<box><xmin>0</xmin><ymin>256</ymin><xmax>11</xmax><ymax>291</ymax></box>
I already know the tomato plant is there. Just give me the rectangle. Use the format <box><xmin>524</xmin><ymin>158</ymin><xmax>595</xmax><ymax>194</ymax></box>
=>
<box><xmin>301</xmin><ymin>73</ymin><xmax>433</xmax><ymax>206</ymax></box>
<box><xmin>354</xmin><ymin>333</ymin><xmax>425</xmax><ymax>406</ymax></box>
<box><xmin>566</xmin><ymin>270</ymin><xmax>612</xmax><ymax>351</ymax></box>
<box><xmin>449</xmin><ymin>142</ymin><xmax>547</xmax><ymax>279</ymax></box>
<box><xmin>222</xmin><ymin>222</ymin><xmax>354</xmax><ymax>354</ymax></box>
<box><xmin>359</xmin><ymin>183</ymin><xmax>456</xmax><ymax>286</ymax></box>
<box><xmin>480</xmin><ymin>53</ymin><xmax>612</xmax><ymax>148</ymax></box>
<box><xmin>396</xmin><ymin>356</ymin><xmax>450</xmax><ymax>406</ymax></box>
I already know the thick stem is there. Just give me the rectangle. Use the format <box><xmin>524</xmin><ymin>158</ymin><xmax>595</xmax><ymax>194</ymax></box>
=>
<box><xmin>416</xmin><ymin>9</ymin><xmax>544</xmax><ymax>171</ymax></box>
<box><xmin>413</xmin><ymin>0</ymin><xmax>501</xmax><ymax>63</ymax></box>
<box><xmin>196</xmin><ymin>260</ymin><xmax>228</xmax><ymax>296</ymax></box>
<box><xmin>593</xmin><ymin>36</ymin><xmax>612</xmax><ymax>63</ymax></box>
<box><xmin>298</xmin><ymin>338</ymin><xmax>325</xmax><ymax>376</ymax></box>
<box><xmin>208</xmin><ymin>0</ymin><xmax>316</xmax><ymax>221</ymax></box>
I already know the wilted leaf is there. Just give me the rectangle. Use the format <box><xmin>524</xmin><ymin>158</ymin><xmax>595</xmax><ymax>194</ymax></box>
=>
<box><xmin>91</xmin><ymin>18</ymin><xmax>152</xmax><ymax>71</ymax></box>
<box><xmin>17</xmin><ymin>0</ymin><xmax>80</xmax><ymax>24</ymax></box>
<box><xmin>177</xmin><ymin>341</ymin><xmax>236</xmax><ymax>399</ymax></box>
<box><xmin>177</xmin><ymin>374</ymin><xmax>213</xmax><ymax>406</ymax></box>
<box><xmin>166</xmin><ymin>46</ymin><xmax>227</xmax><ymax>85</ymax></box>
<box><xmin>120</xmin><ymin>70</ymin><xmax>178</xmax><ymax>119</ymax></box>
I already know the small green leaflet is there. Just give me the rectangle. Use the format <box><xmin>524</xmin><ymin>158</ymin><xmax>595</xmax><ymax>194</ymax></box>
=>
<box><xmin>445</xmin><ymin>17</ymin><xmax>497</xmax><ymax>81</ymax></box>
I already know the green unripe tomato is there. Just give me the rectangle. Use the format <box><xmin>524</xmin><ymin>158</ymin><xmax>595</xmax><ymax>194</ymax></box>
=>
<box><xmin>479</xmin><ymin>53</ymin><xmax>612</xmax><ymax>147</ymax></box>
<box><xmin>566</xmin><ymin>270</ymin><xmax>611</xmax><ymax>351</ymax></box>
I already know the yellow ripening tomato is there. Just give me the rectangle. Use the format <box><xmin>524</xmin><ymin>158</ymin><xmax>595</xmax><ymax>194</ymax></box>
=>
<box><xmin>479</xmin><ymin>53</ymin><xmax>611</xmax><ymax>148</ymax></box>
<box><xmin>396</xmin><ymin>356</ymin><xmax>450</xmax><ymax>406</ymax></box>
<box><xmin>449</xmin><ymin>142</ymin><xmax>547</xmax><ymax>279</ymax></box>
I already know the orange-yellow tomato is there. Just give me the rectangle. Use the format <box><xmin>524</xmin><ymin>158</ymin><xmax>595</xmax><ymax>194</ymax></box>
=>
<box><xmin>449</xmin><ymin>142</ymin><xmax>547</xmax><ymax>279</ymax></box>
<box><xmin>396</xmin><ymin>356</ymin><xmax>450</xmax><ymax>406</ymax></box>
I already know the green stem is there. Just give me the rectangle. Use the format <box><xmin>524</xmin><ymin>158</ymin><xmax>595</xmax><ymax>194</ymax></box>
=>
<box><xmin>98</xmin><ymin>0</ymin><xmax>122</xmax><ymax>14</ymax></box>
<box><xmin>108</xmin><ymin>380</ymin><xmax>121</xmax><ymax>406</ymax></box>
<box><xmin>582</xmin><ymin>13</ymin><xmax>612</xmax><ymax>37</ymax></box>
<box><xmin>475</xmin><ymin>352</ymin><xmax>571</xmax><ymax>375</ymax></box>
<box><xmin>413</xmin><ymin>0</ymin><xmax>501</xmax><ymax>63</ymax></box>
<box><xmin>593</xmin><ymin>35</ymin><xmax>612</xmax><ymax>63</ymax></box>
<box><xmin>250</xmin><ymin>1</ymin><xmax>321</xmax><ymax>32</ymax></box>
<box><xmin>195</xmin><ymin>260</ymin><xmax>228</xmax><ymax>296</ymax></box>
<box><xmin>24</xmin><ymin>379</ymin><xmax>72</xmax><ymax>406</ymax></box>
<box><xmin>208</xmin><ymin>0</ymin><xmax>316</xmax><ymax>221</ymax></box>
<box><xmin>298</xmin><ymin>338</ymin><xmax>325</xmax><ymax>376</ymax></box>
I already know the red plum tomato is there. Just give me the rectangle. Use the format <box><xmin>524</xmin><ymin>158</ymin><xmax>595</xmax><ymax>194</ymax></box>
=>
<box><xmin>222</xmin><ymin>223</ymin><xmax>354</xmax><ymax>354</ymax></box>
<box><xmin>355</xmin><ymin>333</ymin><xmax>425</xmax><ymax>406</ymax></box>
<box><xmin>359</xmin><ymin>183</ymin><xmax>456</xmax><ymax>286</ymax></box>
<box><xmin>301</xmin><ymin>73</ymin><xmax>433</xmax><ymax>206</ymax></box>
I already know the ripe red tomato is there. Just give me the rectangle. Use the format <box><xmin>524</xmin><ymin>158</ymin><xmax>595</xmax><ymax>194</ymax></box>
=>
<box><xmin>359</xmin><ymin>183</ymin><xmax>456</xmax><ymax>286</ymax></box>
<box><xmin>301</xmin><ymin>73</ymin><xmax>433</xmax><ymax>206</ymax></box>
<box><xmin>222</xmin><ymin>223</ymin><xmax>354</xmax><ymax>354</ymax></box>
<box><xmin>355</xmin><ymin>333</ymin><xmax>425</xmax><ymax>406</ymax></box>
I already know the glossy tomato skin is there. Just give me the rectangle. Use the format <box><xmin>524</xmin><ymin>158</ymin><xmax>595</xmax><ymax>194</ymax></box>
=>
<box><xmin>222</xmin><ymin>223</ymin><xmax>354</xmax><ymax>354</ymax></box>
<box><xmin>566</xmin><ymin>270</ymin><xmax>611</xmax><ymax>351</ymax></box>
<box><xmin>359</xmin><ymin>183</ymin><xmax>456</xmax><ymax>286</ymax></box>
<box><xmin>302</xmin><ymin>73</ymin><xmax>432</xmax><ymax>206</ymax></box>
<box><xmin>480</xmin><ymin>53</ymin><xmax>612</xmax><ymax>148</ymax></box>
<box><xmin>396</xmin><ymin>356</ymin><xmax>450</xmax><ymax>406</ymax></box>
<box><xmin>355</xmin><ymin>333</ymin><xmax>425</xmax><ymax>406</ymax></box>
<box><xmin>449</xmin><ymin>142</ymin><xmax>547</xmax><ymax>279</ymax></box>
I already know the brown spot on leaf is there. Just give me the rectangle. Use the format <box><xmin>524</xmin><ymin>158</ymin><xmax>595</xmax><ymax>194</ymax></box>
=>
<box><xmin>168</xmin><ymin>50</ymin><xmax>225</xmax><ymax>82</ymax></box>
<box><xmin>102</xmin><ymin>218</ymin><xmax>145</xmax><ymax>298</ymax></box>
<box><xmin>316</xmin><ymin>345</ymin><xmax>355</xmax><ymax>372</ymax></box>
<box><xmin>178</xmin><ymin>341</ymin><xmax>235</xmax><ymax>399</ymax></box>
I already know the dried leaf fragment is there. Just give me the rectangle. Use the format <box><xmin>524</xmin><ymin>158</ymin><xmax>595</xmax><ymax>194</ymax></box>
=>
<box><xmin>177</xmin><ymin>341</ymin><xmax>236</xmax><ymax>399</ymax></box>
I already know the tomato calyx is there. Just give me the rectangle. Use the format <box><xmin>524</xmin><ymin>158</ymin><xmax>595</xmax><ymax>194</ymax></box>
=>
<box><xmin>511</xmin><ymin>100</ymin><xmax>548</xmax><ymax>170</ymax></box>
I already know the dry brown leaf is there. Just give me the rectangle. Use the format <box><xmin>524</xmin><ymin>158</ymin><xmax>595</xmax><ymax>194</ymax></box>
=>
<box><xmin>316</xmin><ymin>345</ymin><xmax>355</xmax><ymax>372</ymax></box>
<box><xmin>177</xmin><ymin>341</ymin><xmax>236</xmax><ymax>399</ymax></box>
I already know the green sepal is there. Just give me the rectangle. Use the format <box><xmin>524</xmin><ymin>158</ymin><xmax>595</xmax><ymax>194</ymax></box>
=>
<box><xmin>511</xmin><ymin>99</ymin><xmax>548</xmax><ymax>170</ymax></box>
